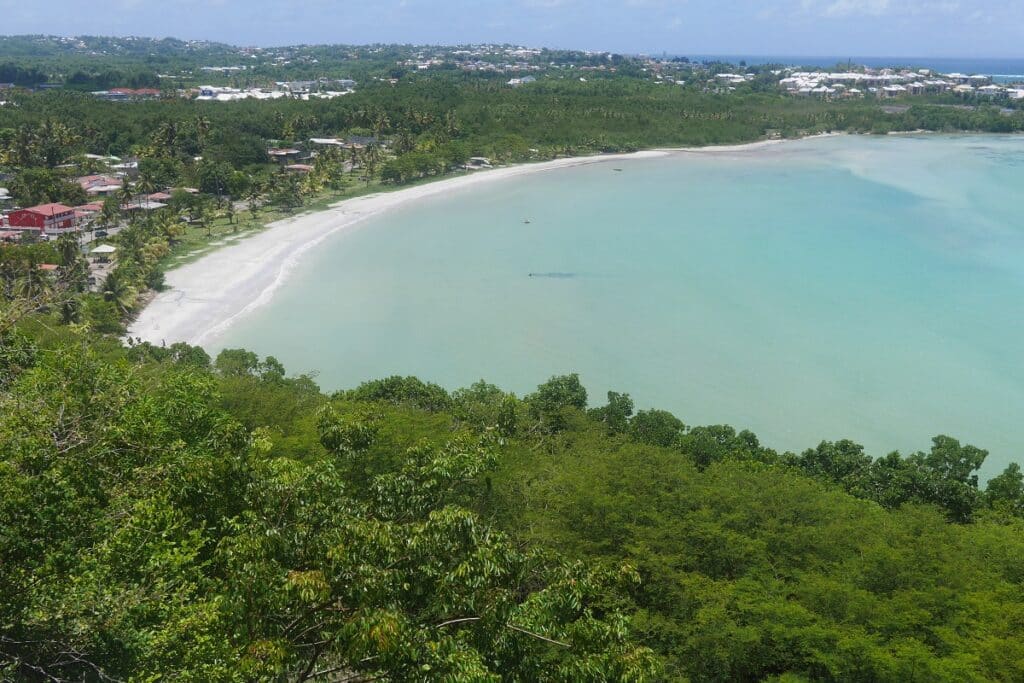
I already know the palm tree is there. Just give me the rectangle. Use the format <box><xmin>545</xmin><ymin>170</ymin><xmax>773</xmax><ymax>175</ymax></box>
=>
<box><xmin>136</xmin><ymin>171</ymin><xmax>157</xmax><ymax>199</ymax></box>
<box><xmin>13</xmin><ymin>264</ymin><xmax>50</xmax><ymax>301</ymax></box>
<box><xmin>193</xmin><ymin>116</ymin><xmax>211</xmax><ymax>145</ymax></box>
<box><xmin>55</xmin><ymin>234</ymin><xmax>85</xmax><ymax>292</ymax></box>
<box><xmin>117</xmin><ymin>184</ymin><xmax>134</xmax><ymax>219</ymax></box>
<box><xmin>362</xmin><ymin>143</ymin><xmax>383</xmax><ymax>184</ymax></box>
<box><xmin>97</xmin><ymin>199</ymin><xmax>119</xmax><ymax>240</ymax></box>
<box><xmin>152</xmin><ymin>121</ymin><xmax>178</xmax><ymax>156</ymax></box>
<box><xmin>102</xmin><ymin>269</ymin><xmax>137</xmax><ymax>315</ymax></box>
<box><xmin>159</xmin><ymin>214</ymin><xmax>185</xmax><ymax>246</ymax></box>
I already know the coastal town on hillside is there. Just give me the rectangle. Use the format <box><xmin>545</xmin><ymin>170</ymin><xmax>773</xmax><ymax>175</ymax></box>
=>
<box><xmin>2</xmin><ymin>37</ymin><xmax>1024</xmax><ymax>103</ymax></box>
<box><xmin>2</xmin><ymin>36</ymin><xmax>1024</xmax><ymax>295</ymax></box>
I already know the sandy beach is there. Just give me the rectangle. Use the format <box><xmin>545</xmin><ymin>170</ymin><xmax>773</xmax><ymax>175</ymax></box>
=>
<box><xmin>128</xmin><ymin>137</ymin><xmax>835</xmax><ymax>347</ymax></box>
<box><xmin>128</xmin><ymin>150</ymin><xmax>677</xmax><ymax>346</ymax></box>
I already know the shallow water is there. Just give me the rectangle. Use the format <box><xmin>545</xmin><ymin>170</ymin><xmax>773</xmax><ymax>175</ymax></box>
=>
<box><xmin>215</xmin><ymin>135</ymin><xmax>1024</xmax><ymax>477</ymax></box>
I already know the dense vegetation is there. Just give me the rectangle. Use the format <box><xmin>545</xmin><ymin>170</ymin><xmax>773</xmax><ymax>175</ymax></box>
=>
<box><xmin>3</xmin><ymin>323</ymin><xmax>1024</xmax><ymax>681</ymax></box>
<box><xmin>4</xmin><ymin>37</ymin><xmax>1024</xmax><ymax>681</ymax></box>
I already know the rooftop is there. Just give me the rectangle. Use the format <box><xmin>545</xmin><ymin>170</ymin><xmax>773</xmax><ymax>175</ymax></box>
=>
<box><xmin>22</xmin><ymin>203</ymin><xmax>75</xmax><ymax>217</ymax></box>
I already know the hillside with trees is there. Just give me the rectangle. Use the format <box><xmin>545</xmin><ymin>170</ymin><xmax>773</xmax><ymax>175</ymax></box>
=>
<box><xmin>2</xmin><ymin>316</ymin><xmax>1024</xmax><ymax>680</ymax></box>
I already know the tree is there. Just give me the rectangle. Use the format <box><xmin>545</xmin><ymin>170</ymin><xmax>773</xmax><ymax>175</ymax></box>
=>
<box><xmin>101</xmin><ymin>268</ymin><xmax>138</xmax><ymax>314</ymax></box>
<box><xmin>0</xmin><ymin>344</ymin><xmax>658</xmax><ymax>681</ymax></box>
<box><xmin>797</xmin><ymin>439</ymin><xmax>873</xmax><ymax>492</ymax></box>
<box><xmin>678</xmin><ymin>424</ymin><xmax>764</xmax><ymax>470</ymax></box>
<box><xmin>9</xmin><ymin>168</ymin><xmax>87</xmax><ymax>207</ymax></box>
<box><xmin>527</xmin><ymin>373</ymin><xmax>588</xmax><ymax>433</ymax></box>
<box><xmin>268</xmin><ymin>172</ymin><xmax>304</xmax><ymax>211</ymax></box>
<box><xmin>246</xmin><ymin>182</ymin><xmax>264</xmax><ymax>219</ymax></box>
<box><xmin>589</xmin><ymin>390</ymin><xmax>634</xmax><ymax>435</ymax></box>
<box><xmin>195</xmin><ymin>160</ymin><xmax>233</xmax><ymax>197</ymax></box>
<box><xmin>629</xmin><ymin>409</ymin><xmax>685</xmax><ymax>447</ymax></box>
<box><xmin>117</xmin><ymin>183</ymin><xmax>134</xmax><ymax>216</ymax></box>
<box><xmin>193</xmin><ymin>199</ymin><xmax>213</xmax><ymax>238</ymax></box>
<box><xmin>135</xmin><ymin>170</ymin><xmax>157</xmax><ymax>198</ymax></box>
<box><xmin>223</xmin><ymin>201</ymin><xmax>236</xmax><ymax>229</ymax></box>
<box><xmin>985</xmin><ymin>463</ymin><xmax>1024</xmax><ymax>516</ymax></box>
<box><xmin>214</xmin><ymin>347</ymin><xmax>260</xmax><ymax>376</ymax></box>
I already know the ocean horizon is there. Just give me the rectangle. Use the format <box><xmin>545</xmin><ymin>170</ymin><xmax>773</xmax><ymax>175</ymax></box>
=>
<box><xmin>680</xmin><ymin>55</ymin><xmax>1024</xmax><ymax>81</ymax></box>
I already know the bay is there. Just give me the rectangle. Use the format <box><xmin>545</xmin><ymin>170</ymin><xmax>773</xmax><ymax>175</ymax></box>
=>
<box><xmin>215</xmin><ymin>135</ymin><xmax>1024</xmax><ymax>477</ymax></box>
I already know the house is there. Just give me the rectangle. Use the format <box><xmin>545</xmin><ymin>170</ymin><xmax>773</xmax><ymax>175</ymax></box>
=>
<box><xmin>345</xmin><ymin>135</ymin><xmax>380</xmax><ymax>149</ymax></box>
<box><xmin>7</xmin><ymin>204</ymin><xmax>78</xmax><ymax>235</ymax></box>
<box><xmin>91</xmin><ymin>87</ymin><xmax>162</xmax><ymax>100</ymax></box>
<box><xmin>111</xmin><ymin>158</ymin><xmax>139</xmax><ymax>175</ymax></box>
<box><xmin>78</xmin><ymin>174</ymin><xmax>124</xmax><ymax>196</ymax></box>
<box><xmin>73</xmin><ymin>202</ymin><xmax>104</xmax><ymax>222</ymax></box>
<box><xmin>122</xmin><ymin>200</ymin><xmax>167</xmax><ymax>212</ymax></box>
<box><xmin>508</xmin><ymin>76</ymin><xmax>537</xmax><ymax>87</ymax></box>
<box><xmin>269</xmin><ymin>148</ymin><xmax>302</xmax><ymax>162</ymax></box>
<box><xmin>284</xmin><ymin>164</ymin><xmax>314</xmax><ymax>173</ymax></box>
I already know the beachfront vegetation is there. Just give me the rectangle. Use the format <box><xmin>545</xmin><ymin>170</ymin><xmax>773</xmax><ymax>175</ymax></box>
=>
<box><xmin>4</xmin><ymin>74</ymin><xmax>1023</xmax><ymax>335</ymax></box>
<box><xmin>3</xmin><ymin>323</ymin><xmax>1024</xmax><ymax>681</ymax></box>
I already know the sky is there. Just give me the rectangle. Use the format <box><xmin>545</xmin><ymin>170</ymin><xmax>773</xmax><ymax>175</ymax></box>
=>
<box><xmin>1</xmin><ymin>0</ymin><xmax>1022</xmax><ymax>57</ymax></box>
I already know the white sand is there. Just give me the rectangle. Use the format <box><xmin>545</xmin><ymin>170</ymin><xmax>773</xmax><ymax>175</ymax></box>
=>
<box><xmin>128</xmin><ymin>150</ymin><xmax>671</xmax><ymax>346</ymax></box>
<box><xmin>128</xmin><ymin>137</ymin><xmax>840</xmax><ymax>347</ymax></box>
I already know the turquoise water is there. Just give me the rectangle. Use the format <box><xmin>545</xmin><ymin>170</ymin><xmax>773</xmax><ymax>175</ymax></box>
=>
<box><xmin>216</xmin><ymin>135</ymin><xmax>1024</xmax><ymax>477</ymax></box>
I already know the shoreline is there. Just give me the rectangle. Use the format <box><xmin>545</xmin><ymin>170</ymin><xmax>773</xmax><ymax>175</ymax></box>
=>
<box><xmin>127</xmin><ymin>135</ymin><xmax>841</xmax><ymax>347</ymax></box>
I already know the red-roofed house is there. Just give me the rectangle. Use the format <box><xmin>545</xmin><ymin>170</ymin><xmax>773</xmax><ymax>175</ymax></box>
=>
<box><xmin>285</xmin><ymin>164</ymin><xmax>314</xmax><ymax>173</ymax></box>
<box><xmin>74</xmin><ymin>202</ymin><xmax>104</xmax><ymax>221</ymax></box>
<box><xmin>8</xmin><ymin>204</ymin><xmax>78</xmax><ymax>235</ymax></box>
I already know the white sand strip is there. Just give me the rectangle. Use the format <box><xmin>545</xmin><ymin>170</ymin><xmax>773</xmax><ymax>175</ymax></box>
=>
<box><xmin>127</xmin><ymin>150</ymin><xmax>670</xmax><ymax>347</ymax></box>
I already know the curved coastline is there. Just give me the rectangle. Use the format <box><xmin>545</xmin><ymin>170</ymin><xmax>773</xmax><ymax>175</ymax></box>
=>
<box><xmin>128</xmin><ymin>150</ymin><xmax>670</xmax><ymax>346</ymax></box>
<box><xmin>127</xmin><ymin>137</ymin><xmax>827</xmax><ymax>347</ymax></box>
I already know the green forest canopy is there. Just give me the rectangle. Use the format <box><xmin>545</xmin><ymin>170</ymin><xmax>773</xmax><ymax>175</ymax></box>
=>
<box><xmin>2</xmin><ymin>324</ymin><xmax>1024</xmax><ymax>681</ymax></box>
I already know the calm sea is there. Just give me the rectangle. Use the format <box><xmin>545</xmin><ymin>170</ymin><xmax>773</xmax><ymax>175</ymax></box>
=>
<box><xmin>215</xmin><ymin>135</ymin><xmax>1024</xmax><ymax>478</ymax></box>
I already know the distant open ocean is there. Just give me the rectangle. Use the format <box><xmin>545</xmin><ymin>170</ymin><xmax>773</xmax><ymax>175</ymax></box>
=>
<box><xmin>684</xmin><ymin>55</ymin><xmax>1024</xmax><ymax>82</ymax></box>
